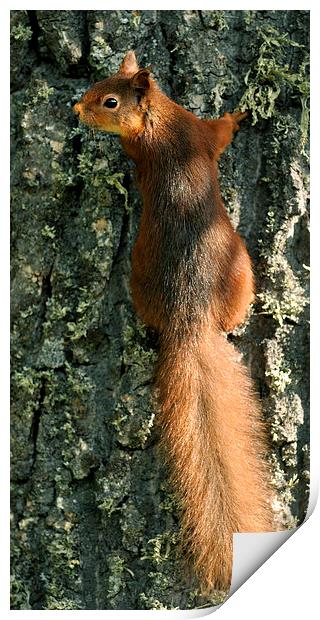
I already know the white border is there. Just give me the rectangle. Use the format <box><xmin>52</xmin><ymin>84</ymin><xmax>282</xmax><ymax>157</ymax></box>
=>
<box><xmin>4</xmin><ymin>2</ymin><xmax>316</xmax><ymax>617</ymax></box>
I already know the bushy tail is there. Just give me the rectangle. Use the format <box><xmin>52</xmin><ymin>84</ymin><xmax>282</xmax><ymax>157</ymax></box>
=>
<box><xmin>156</xmin><ymin>321</ymin><xmax>273</xmax><ymax>592</ymax></box>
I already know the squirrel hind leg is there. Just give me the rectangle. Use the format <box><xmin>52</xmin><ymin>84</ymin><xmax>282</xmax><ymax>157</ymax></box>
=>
<box><xmin>217</xmin><ymin>236</ymin><xmax>255</xmax><ymax>333</ymax></box>
<box><xmin>220</xmin><ymin>277</ymin><xmax>254</xmax><ymax>333</ymax></box>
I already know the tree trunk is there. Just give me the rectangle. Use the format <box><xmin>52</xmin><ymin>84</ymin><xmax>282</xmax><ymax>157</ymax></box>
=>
<box><xmin>10</xmin><ymin>9</ymin><xmax>309</xmax><ymax>610</ymax></box>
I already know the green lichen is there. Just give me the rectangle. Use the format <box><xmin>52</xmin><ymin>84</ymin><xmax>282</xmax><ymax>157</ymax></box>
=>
<box><xmin>89</xmin><ymin>35</ymin><xmax>113</xmax><ymax>74</ymax></box>
<box><xmin>41</xmin><ymin>224</ymin><xmax>56</xmax><ymax>241</ymax></box>
<box><xmin>139</xmin><ymin>593</ymin><xmax>171</xmax><ymax>610</ymax></box>
<box><xmin>282</xmin><ymin>445</ymin><xmax>299</xmax><ymax>470</ymax></box>
<box><xmin>12</xmin><ymin>368</ymin><xmax>94</xmax><ymax>609</ymax></box>
<box><xmin>244</xmin><ymin>10</ymin><xmax>257</xmax><ymax>26</ymax></box>
<box><xmin>31</xmin><ymin>363</ymin><xmax>97</xmax><ymax>479</ymax></box>
<box><xmin>132</xmin><ymin>11</ymin><xmax>141</xmax><ymax>29</ymax></box>
<box><xmin>10</xmin><ymin>576</ymin><xmax>31</xmax><ymax>610</ymax></box>
<box><xmin>12</xmin><ymin>366</ymin><xmax>41</xmax><ymax>398</ymax></box>
<box><xmin>77</xmin><ymin>153</ymin><xmax>129</xmax><ymax>211</ymax></box>
<box><xmin>269</xmin><ymin>392</ymin><xmax>304</xmax><ymax>445</ymax></box>
<box><xmin>120</xmin><ymin>500</ymin><xmax>145</xmax><ymax>552</ymax></box>
<box><xmin>67</xmin><ymin>287</ymin><xmax>102</xmax><ymax>341</ymax></box>
<box><xmin>11</xmin><ymin>22</ymin><xmax>32</xmax><ymax>41</ymax></box>
<box><xmin>141</xmin><ymin>532</ymin><xmax>179</xmax><ymax>566</ymax></box>
<box><xmin>29</xmin><ymin>80</ymin><xmax>55</xmax><ymax>105</ymax></box>
<box><xmin>122</xmin><ymin>319</ymin><xmax>157</xmax><ymax>370</ymax></box>
<box><xmin>256</xmin><ymin>199</ymin><xmax>308</xmax><ymax>326</ymax></box>
<box><xmin>107</xmin><ymin>554</ymin><xmax>128</xmax><ymax>598</ymax></box>
<box><xmin>112</xmin><ymin>313</ymin><xmax>156</xmax><ymax>447</ymax></box>
<box><xmin>77</xmin><ymin>152</ymin><xmax>94</xmax><ymax>179</ymax></box>
<box><xmin>47</xmin><ymin>534</ymin><xmax>80</xmax><ymax>571</ymax></box>
<box><xmin>159</xmin><ymin>483</ymin><xmax>179</xmax><ymax>513</ymax></box>
<box><xmin>46</xmin><ymin>598</ymin><xmax>83</xmax><ymax>610</ymax></box>
<box><xmin>112</xmin><ymin>392</ymin><xmax>155</xmax><ymax>448</ymax></box>
<box><xmin>96</xmin><ymin>453</ymin><xmax>132</xmax><ymax>518</ymax></box>
<box><xmin>105</xmin><ymin>172</ymin><xmax>129</xmax><ymax>212</ymax></box>
<box><xmin>265</xmin><ymin>349</ymin><xmax>292</xmax><ymax>393</ymax></box>
<box><xmin>257</xmin><ymin>275</ymin><xmax>307</xmax><ymax>325</ymax></box>
<box><xmin>37</xmin><ymin>338</ymin><xmax>65</xmax><ymax>369</ymax></box>
<box><xmin>43</xmin><ymin>298</ymin><xmax>69</xmax><ymax>326</ymax></box>
<box><xmin>200</xmin><ymin>11</ymin><xmax>229</xmax><ymax>31</ymax></box>
<box><xmin>239</xmin><ymin>25</ymin><xmax>309</xmax><ymax>146</ymax></box>
<box><xmin>11</xmin><ymin>464</ymin><xmax>83</xmax><ymax>609</ymax></box>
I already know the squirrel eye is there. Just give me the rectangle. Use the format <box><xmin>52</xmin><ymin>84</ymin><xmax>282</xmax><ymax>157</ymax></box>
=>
<box><xmin>103</xmin><ymin>97</ymin><xmax>118</xmax><ymax>109</ymax></box>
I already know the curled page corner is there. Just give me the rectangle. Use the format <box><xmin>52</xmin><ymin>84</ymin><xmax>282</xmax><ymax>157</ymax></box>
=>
<box><xmin>147</xmin><ymin>531</ymin><xmax>300</xmax><ymax>618</ymax></box>
<box><xmin>229</xmin><ymin>529</ymin><xmax>296</xmax><ymax>596</ymax></box>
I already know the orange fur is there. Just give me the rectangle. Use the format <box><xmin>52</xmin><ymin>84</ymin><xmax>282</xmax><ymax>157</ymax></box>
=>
<box><xmin>74</xmin><ymin>51</ymin><xmax>274</xmax><ymax>593</ymax></box>
<box><xmin>157</xmin><ymin>323</ymin><xmax>271</xmax><ymax>591</ymax></box>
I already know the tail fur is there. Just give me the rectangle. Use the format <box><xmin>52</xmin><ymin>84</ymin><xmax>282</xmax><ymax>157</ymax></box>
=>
<box><xmin>156</xmin><ymin>321</ymin><xmax>273</xmax><ymax>592</ymax></box>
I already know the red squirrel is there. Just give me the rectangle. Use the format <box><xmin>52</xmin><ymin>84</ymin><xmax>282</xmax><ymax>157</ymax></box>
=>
<box><xmin>73</xmin><ymin>51</ymin><xmax>274</xmax><ymax>593</ymax></box>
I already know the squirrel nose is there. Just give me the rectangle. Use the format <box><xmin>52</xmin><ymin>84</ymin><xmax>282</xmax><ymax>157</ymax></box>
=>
<box><xmin>73</xmin><ymin>102</ymin><xmax>82</xmax><ymax>117</ymax></box>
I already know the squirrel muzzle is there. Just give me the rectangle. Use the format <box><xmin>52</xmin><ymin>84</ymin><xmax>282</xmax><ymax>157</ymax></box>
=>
<box><xmin>73</xmin><ymin>102</ymin><xmax>82</xmax><ymax>117</ymax></box>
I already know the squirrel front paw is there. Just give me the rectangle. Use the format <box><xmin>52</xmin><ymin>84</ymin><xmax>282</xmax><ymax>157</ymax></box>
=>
<box><xmin>230</xmin><ymin>110</ymin><xmax>248</xmax><ymax>132</ymax></box>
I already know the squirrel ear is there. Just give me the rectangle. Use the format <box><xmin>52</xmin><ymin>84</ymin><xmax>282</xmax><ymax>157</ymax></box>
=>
<box><xmin>119</xmin><ymin>50</ymin><xmax>139</xmax><ymax>75</ymax></box>
<box><xmin>131</xmin><ymin>68</ymin><xmax>151</xmax><ymax>92</ymax></box>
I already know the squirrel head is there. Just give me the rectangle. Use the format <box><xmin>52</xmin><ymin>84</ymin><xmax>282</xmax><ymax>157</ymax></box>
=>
<box><xmin>73</xmin><ymin>51</ymin><xmax>153</xmax><ymax>138</ymax></box>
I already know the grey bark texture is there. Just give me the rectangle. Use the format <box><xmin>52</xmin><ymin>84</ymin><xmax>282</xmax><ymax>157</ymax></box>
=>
<box><xmin>11</xmin><ymin>9</ymin><xmax>309</xmax><ymax>610</ymax></box>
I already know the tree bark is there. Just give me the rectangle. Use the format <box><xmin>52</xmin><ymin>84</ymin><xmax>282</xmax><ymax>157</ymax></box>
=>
<box><xmin>10</xmin><ymin>9</ymin><xmax>309</xmax><ymax>610</ymax></box>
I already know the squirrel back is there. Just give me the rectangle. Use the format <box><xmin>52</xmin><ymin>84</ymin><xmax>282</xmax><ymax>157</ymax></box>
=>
<box><xmin>74</xmin><ymin>51</ymin><xmax>274</xmax><ymax>592</ymax></box>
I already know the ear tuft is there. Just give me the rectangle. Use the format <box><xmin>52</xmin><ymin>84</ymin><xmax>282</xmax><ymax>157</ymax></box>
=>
<box><xmin>119</xmin><ymin>50</ymin><xmax>139</xmax><ymax>76</ymax></box>
<box><xmin>131</xmin><ymin>68</ymin><xmax>151</xmax><ymax>92</ymax></box>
